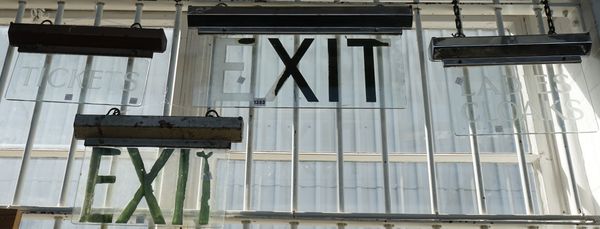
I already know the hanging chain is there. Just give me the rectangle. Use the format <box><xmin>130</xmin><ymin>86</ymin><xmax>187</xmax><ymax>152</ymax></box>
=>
<box><xmin>452</xmin><ymin>0</ymin><xmax>465</xmax><ymax>38</ymax></box>
<box><xmin>541</xmin><ymin>0</ymin><xmax>557</xmax><ymax>35</ymax></box>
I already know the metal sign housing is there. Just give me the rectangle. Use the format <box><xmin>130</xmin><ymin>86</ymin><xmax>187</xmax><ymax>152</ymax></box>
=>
<box><xmin>429</xmin><ymin>33</ymin><xmax>592</xmax><ymax>67</ymax></box>
<box><xmin>73</xmin><ymin>115</ymin><xmax>243</xmax><ymax>148</ymax></box>
<box><xmin>8</xmin><ymin>23</ymin><xmax>167</xmax><ymax>58</ymax></box>
<box><xmin>187</xmin><ymin>5</ymin><xmax>413</xmax><ymax>34</ymax></box>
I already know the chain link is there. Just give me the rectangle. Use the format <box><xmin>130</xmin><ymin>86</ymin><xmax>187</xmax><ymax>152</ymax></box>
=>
<box><xmin>541</xmin><ymin>0</ymin><xmax>557</xmax><ymax>35</ymax></box>
<box><xmin>452</xmin><ymin>0</ymin><xmax>465</xmax><ymax>38</ymax></box>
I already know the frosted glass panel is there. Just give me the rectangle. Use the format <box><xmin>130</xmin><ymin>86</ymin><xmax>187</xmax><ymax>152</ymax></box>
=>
<box><xmin>191</xmin><ymin>35</ymin><xmax>408</xmax><ymax>109</ymax></box>
<box><xmin>444</xmin><ymin>63</ymin><xmax>598</xmax><ymax>135</ymax></box>
<box><xmin>6</xmin><ymin>53</ymin><xmax>150</xmax><ymax>106</ymax></box>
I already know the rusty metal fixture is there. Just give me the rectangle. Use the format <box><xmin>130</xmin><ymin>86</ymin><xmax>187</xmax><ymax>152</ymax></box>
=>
<box><xmin>73</xmin><ymin>114</ymin><xmax>243</xmax><ymax>149</ymax></box>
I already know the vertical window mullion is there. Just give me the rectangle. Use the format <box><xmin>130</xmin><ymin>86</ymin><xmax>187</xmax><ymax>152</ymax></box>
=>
<box><xmin>57</xmin><ymin>1</ymin><xmax>105</xmax><ymax>208</ymax></box>
<box><xmin>532</xmin><ymin>0</ymin><xmax>582</xmax><ymax>214</ymax></box>
<box><xmin>376</xmin><ymin>37</ymin><xmax>392</xmax><ymax>214</ymax></box>
<box><xmin>335</xmin><ymin>35</ymin><xmax>345</xmax><ymax>213</ymax></box>
<box><xmin>462</xmin><ymin>67</ymin><xmax>488</xmax><ymax>214</ymax></box>
<box><xmin>493</xmin><ymin>0</ymin><xmax>536</xmax><ymax>215</ymax></box>
<box><xmin>12</xmin><ymin>1</ymin><xmax>65</xmax><ymax>206</ymax></box>
<box><xmin>414</xmin><ymin>5</ymin><xmax>439</xmax><ymax>214</ymax></box>
<box><xmin>291</xmin><ymin>35</ymin><xmax>300</xmax><ymax>212</ymax></box>
<box><xmin>243</xmin><ymin>35</ymin><xmax>260</xmax><ymax>211</ymax></box>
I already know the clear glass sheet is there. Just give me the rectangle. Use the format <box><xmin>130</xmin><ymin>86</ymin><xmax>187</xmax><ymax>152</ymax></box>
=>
<box><xmin>5</xmin><ymin>53</ymin><xmax>150</xmax><ymax>106</ymax></box>
<box><xmin>436</xmin><ymin>162</ymin><xmax>477</xmax><ymax>214</ymax></box>
<box><xmin>73</xmin><ymin>147</ymin><xmax>230</xmax><ymax>228</ymax></box>
<box><xmin>389</xmin><ymin>162</ymin><xmax>431</xmax><ymax>213</ymax></box>
<box><xmin>481</xmin><ymin>163</ymin><xmax>529</xmax><ymax>214</ymax></box>
<box><xmin>298</xmin><ymin>161</ymin><xmax>337</xmax><ymax>212</ymax></box>
<box><xmin>444</xmin><ymin>63</ymin><xmax>598</xmax><ymax>135</ymax></box>
<box><xmin>423</xmin><ymin>27</ymin><xmax>598</xmax><ymax>135</ymax></box>
<box><xmin>0</xmin><ymin>157</ymin><xmax>18</xmax><ymax>205</ymax></box>
<box><xmin>190</xmin><ymin>34</ymin><xmax>408</xmax><ymax>109</ymax></box>
<box><xmin>250</xmin><ymin>160</ymin><xmax>291</xmax><ymax>211</ymax></box>
<box><xmin>481</xmin><ymin>163</ymin><xmax>542</xmax><ymax>215</ymax></box>
<box><xmin>343</xmin><ymin>161</ymin><xmax>386</xmax><ymax>213</ymax></box>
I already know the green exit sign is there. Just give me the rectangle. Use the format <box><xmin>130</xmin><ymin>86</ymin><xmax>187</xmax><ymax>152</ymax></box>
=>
<box><xmin>77</xmin><ymin>147</ymin><xmax>223</xmax><ymax>226</ymax></box>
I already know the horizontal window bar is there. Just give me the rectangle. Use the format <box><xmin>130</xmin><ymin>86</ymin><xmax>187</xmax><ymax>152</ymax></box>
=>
<box><xmin>10</xmin><ymin>206</ymin><xmax>599</xmax><ymax>226</ymax></box>
<box><xmin>0</xmin><ymin>150</ymin><xmax>540</xmax><ymax>164</ymax></box>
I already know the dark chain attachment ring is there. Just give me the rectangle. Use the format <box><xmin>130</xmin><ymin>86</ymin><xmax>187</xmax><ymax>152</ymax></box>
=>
<box><xmin>452</xmin><ymin>0</ymin><xmax>466</xmax><ymax>38</ymax></box>
<box><xmin>541</xmin><ymin>0</ymin><xmax>557</xmax><ymax>35</ymax></box>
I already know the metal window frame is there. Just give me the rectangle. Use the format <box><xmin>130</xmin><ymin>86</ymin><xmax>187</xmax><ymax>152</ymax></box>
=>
<box><xmin>0</xmin><ymin>0</ymin><xmax>595</xmax><ymax>228</ymax></box>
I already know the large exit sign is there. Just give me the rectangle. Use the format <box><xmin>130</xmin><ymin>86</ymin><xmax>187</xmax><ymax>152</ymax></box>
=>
<box><xmin>192</xmin><ymin>35</ymin><xmax>409</xmax><ymax>109</ymax></box>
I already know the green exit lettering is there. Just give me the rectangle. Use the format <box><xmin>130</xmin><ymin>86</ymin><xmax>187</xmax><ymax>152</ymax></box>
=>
<box><xmin>80</xmin><ymin>147</ymin><xmax>213</xmax><ymax>225</ymax></box>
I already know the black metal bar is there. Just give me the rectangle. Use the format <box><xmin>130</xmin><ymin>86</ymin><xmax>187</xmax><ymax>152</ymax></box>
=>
<box><xmin>8</xmin><ymin>23</ymin><xmax>167</xmax><ymax>58</ymax></box>
<box><xmin>430</xmin><ymin>33</ymin><xmax>592</xmax><ymax>67</ymax></box>
<box><xmin>187</xmin><ymin>5</ymin><xmax>412</xmax><ymax>34</ymax></box>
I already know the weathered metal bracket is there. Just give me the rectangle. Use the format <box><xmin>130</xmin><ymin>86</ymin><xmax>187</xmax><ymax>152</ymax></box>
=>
<box><xmin>429</xmin><ymin>33</ymin><xmax>592</xmax><ymax>67</ymax></box>
<box><xmin>8</xmin><ymin>23</ymin><xmax>167</xmax><ymax>58</ymax></box>
<box><xmin>73</xmin><ymin>115</ymin><xmax>243</xmax><ymax>149</ymax></box>
<box><xmin>187</xmin><ymin>5</ymin><xmax>413</xmax><ymax>34</ymax></box>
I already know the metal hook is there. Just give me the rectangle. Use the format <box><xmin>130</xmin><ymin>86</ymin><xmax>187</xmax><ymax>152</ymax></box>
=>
<box><xmin>205</xmin><ymin>109</ymin><xmax>220</xmax><ymax>117</ymax></box>
<box><xmin>106</xmin><ymin>108</ymin><xmax>121</xmax><ymax>116</ymax></box>
<box><xmin>130</xmin><ymin>22</ymin><xmax>142</xmax><ymax>29</ymax></box>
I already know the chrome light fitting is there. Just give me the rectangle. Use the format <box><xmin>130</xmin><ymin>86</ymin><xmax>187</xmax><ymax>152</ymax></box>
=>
<box><xmin>429</xmin><ymin>0</ymin><xmax>592</xmax><ymax>67</ymax></box>
<box><xmin>8</xmin><ymin>22</ymin><xmax>167</xmax><ymax>58</ymax></box>
<box><xmin>73</xmin><ymin>109</ymin><xmax>243</xmax><ymax>149</ymax></box>
<box><xmin>187</xmin><ymin>5</ymin><xmax>413</xmax><ymax>34</ymax></box>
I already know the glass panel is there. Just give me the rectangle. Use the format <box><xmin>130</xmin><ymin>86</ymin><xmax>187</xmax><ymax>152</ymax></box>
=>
<box><xmin>251</xmin><ymin>160</ymin><xmax>291</xmax><ymax>211</ymax></box>
<box><xmin>73</xmin><ymin>147</ymin><xmax>230</xmax><ymax>228</ymax></box>
<box><xmin>340</xmin><ymin>109</ymin><xmax>383</xmax><ymax>154</ymax></box>
<box><xmin>424</xmin><ymin>29</ymin><xmax>598</xmax><ymax>135</ymax></box>
<box><xmin>343</xmin><ymin>162</ymin><xmax>385</xmax><ymax>213</ymax></box>
<box><xmin>481</xmin><ymin>163</ymin><xmax>527</xmax><ymax>214</ymax></box>
<box><xmin>189</xmin><ymin>35</ymin><xmax>408</xmax><ymax>109</ymax></box>
<box><xmin>444</xmin><ymin>63</ymin><xmax>598</xmax><ymax>135</ymax></box>
<box><xmin>0</xmin><ymin>157</ymin><xmax>20</xmax><ymax>205</ymax></box>
<box><xmin>17</xmin><ymin>157</ymin><xmax>68</xmax><ymax>206</ymax></box>
<box><xmin>218</xmin><ymin>160</ymin><xmax>245</xmax><ymax>211</ymax></box>
<box><xmin>389</xmin><ymin>162</ymin><xmax>430</xmax><ymax>213</ymax></box>
<box><xmin>298</xmin><ymin>109</ymin><xmax>337</xmax><ymax>154</ymax></box>
<box><xmin>298</xmin><ymin>161</ymin><xmax>337</xmax><ymax>212</ymax></box>
<box><xmin>6</xmin><ymin>53</ymin><xmax>150</xmax><ymax>106</ymax></box>
<box><xmin>436</xmin><ymin>162</ymin><xmax>477</xmax><ymax>214</ymax></box>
